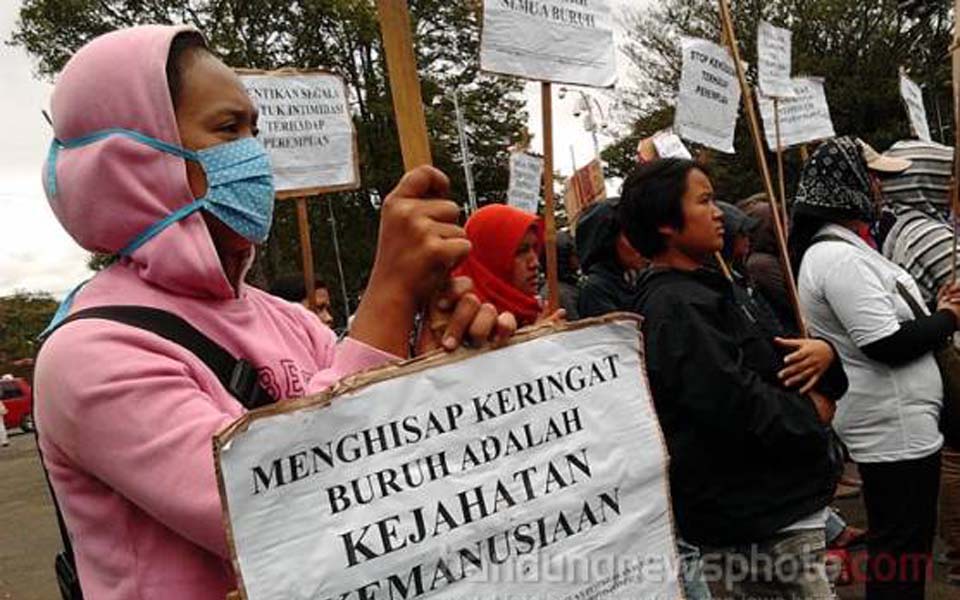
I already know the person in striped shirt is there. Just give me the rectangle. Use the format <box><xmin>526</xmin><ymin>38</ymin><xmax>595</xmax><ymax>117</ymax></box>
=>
<box><xmin>880</xmin><ymin>140</ymin><xmax>956</xmax><ymax>308</ymax></box>
<box><xmin>880</xmin><ymin>138</ymin><xmax>960</xmax><ymax>586</ymax></box>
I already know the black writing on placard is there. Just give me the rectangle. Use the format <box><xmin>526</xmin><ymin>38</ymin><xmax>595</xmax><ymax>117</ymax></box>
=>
<box><xmin>498</xmin><ymin>0</ymin><xmax>599</xmax><ymax>29</ymax></box>
<box><xmin>688</xmin><ymin>48</ymin><xmax>734</xmax><ymax>106</ymax></box>
<box><xmin>249</xmin><ymin>352</ymin><xmax>625</xmax><ymax>599</ymax></box>
<box><xmin>759</xmin><ymin>27</ymin><xmax>789</xmax><ymax>76</ymax></box>
<box><xmin>246</xmin><ymin>81</ymin><xmax>346</xmax><ymax>151</ymax></box>
<box><xmin>509</xmin><ymin>154</ymin><xmax>543</xmax><ymax>211</ymax></box>
<box><xmin>777</xmin><ymin>86</ymin><xmax>821</xmax><ymax>124</ymax></box>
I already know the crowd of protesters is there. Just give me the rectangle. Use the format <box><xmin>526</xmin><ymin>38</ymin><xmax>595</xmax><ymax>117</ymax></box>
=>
<box><xmin>560</xmin><ymin>137</ymin><xmax>960</xmax><ymax>600</ymax></box>
<box><xmin>28</xmin><ymin>22</ymin><xmax>960</xmax><ymax>600</ymax></box>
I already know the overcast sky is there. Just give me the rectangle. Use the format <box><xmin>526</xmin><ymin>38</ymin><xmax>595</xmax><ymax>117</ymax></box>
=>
<box><xmin>0</xmin><ymin>0</ymin><xmax>647</xmax><ymax>298</ymax></box>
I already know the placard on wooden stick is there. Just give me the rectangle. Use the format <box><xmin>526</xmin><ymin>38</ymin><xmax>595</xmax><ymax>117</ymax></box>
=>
<box><xmin>239</xmin><ymin>69</ymin><xmax>360</xmax><ymax>197</ymax></box>
<box><xmin>717</xmin><ymin>0</ymin><xmax>806</xmax><ymax>335</ymax></box>
<box><xmin>239</xmin><ymin>69</ymin><xmax>361</xmax><ymax>311</ymax></box>
<box><xmin>479</xmin><ymin>0</ymin><xmax>617</xmax><ymax>88</ymax></box>
<box><xmin>214</xmin><ymin>315</ymin><xmax>681</xmax><ymax>600</ymax></box>
<box><xmin>479</xmin><ymin>0</ymin><xmax>617</xmax><ymax>313</ymax></box>
<box><xmin>674</xmin><ymin>36</ymin><xmax>741</xmax><ymax>153</ymax></box>
<box><xmin>899</xmin><ymin>70</ymin><xmax>932</xmax><ymax>143</ymax></box>
<box><xmin>756</xmin><ymin>20</ymin><xmax>794</xmax><ymax>230</ymax></box>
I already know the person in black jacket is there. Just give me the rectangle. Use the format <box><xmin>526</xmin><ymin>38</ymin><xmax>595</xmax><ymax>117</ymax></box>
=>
<box><xmin>622</xmin><ymin>158</ymin><xmax>847</xmax><ymax>599</ymax></box>
<box><xmin>576</xmin><ymin>198</ymin><xmax>647</xmax><ymax>318</ymax></box>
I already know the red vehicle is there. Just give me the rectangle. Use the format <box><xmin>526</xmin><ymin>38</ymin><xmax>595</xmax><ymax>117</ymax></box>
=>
<box><xmin>1</xmin><ymin>376</ymin><xmax>34</xmax><ymax>432</ymax></box>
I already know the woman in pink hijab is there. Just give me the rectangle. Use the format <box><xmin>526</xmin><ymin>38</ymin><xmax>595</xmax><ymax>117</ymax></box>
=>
<box><xmin>35</xmin><ymin>26</ymin><xmax>515</xmax><ymax>599</ymax></box>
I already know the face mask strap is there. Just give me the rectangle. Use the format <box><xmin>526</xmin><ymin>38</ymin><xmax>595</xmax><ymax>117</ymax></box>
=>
<box><xmin>118</xmin><ymin>198</ymin><xmax>208</xmax><ymax>257</ymax></box>
<box><xmin>38</xmin><ymin>278</ymin><xmax>92</xmax><ymax>339</ymax></box>
<box><xmin>45</xmin><ymin>140</ymin><xmax>61</xmax><ymax>196</ymax></box>
<box><xmin>44</xmin><ymin>128</ymin><xmax>200</xmax><ymax>197</ymax></box>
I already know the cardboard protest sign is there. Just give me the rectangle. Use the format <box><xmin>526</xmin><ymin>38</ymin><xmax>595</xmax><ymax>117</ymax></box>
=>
<box><xmin>757</xmin><ymin>21</ymin><xmax>793</xmax><ymax>98</ymax></box>
<box><xmin>651</xmin><ymin>131</ymin><xmax>693</xmax><ymax>160</ymax></box>
<box><xmin>565</xmin><ymin>159</ymin><xmax>606</xmax><ymax>223</ymax></box>
<box><xmin>899</xmin><ymin>72</ymin><xmax>932</xmax><ymax>143</ymax></box>
<box><xmin>507</xmin><ymin>151</ymin><xmax>544</xmax><ymax>214</ymax></box>
<box><xmin>757</xmin><ymin>77</ymin><xmax>836</xmax><ymax>150</ymax></box>
<box><xmin>240</xmin><ymin>71</ymin><xmax>359</xmax><ymax>196</ymax></box>
<box><xmin>674</xmin><ymin>37</ymin><xmax>742</xmax><ymax>153</ymax></box>
<box><xmin>479</xmin><ymin>0</ymin><xmax>617</xmax><ymax>87</ymax></box>
<box><xmin>215</xmin><ymin>316</ymin><xmax>681</xmax><ymax>600</ymax></box>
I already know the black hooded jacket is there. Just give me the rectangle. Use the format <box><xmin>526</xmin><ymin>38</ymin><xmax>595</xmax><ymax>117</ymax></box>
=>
<box><xmin>634</xmin><ymin>267</ymin><xmax>845</xmax><ymax>546</ymax></box>
<box><xmin>576</xmin><ymin>199</ymin><xmax>637</xmax><ymax>318</ymax></box>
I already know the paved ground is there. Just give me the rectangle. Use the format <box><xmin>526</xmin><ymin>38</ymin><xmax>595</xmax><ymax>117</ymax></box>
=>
<box><xmin>0</xmin><ymin>430</ymin><xmax>957</xmax><ymax>599</ymax></box>
<box><xmin>0</xmin><ymin>431</ymin><xmax>60</xmax><ymax>600</ymax></box>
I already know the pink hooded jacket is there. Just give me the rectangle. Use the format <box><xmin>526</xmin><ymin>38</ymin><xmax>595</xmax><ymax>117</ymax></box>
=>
<box><xmin>34</xmin><ymin>25</ymin><xmax>395</xmax><ymax>599</ymax></box>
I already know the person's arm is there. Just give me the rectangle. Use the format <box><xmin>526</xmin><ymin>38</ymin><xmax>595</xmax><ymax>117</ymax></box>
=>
<box><xmin>774</xmin><ymin>337</ymin><xmax>848</xmax><ymax>398</ymax></box>
<box><xmin>820</xmin><ymin>253</ymin><xmax>958</xmax><ymax>366</ymax></box>
<box><xmin>36</xmin><ymin>324</ymin><xmax>245</xmax><ymax>558</ymax></box>
<box><xmin>860</xmin><ymin>311</ymin><xmax>955</xmax><ymax>366</ymax></box>
<box><xmin>643</xmin><ymin>298</ymin><xmax>828</xmax><ymax>455</ymax></box>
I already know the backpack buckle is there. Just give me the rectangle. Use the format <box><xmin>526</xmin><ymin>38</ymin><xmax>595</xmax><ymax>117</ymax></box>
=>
<box><xmin>229</xmin><ymin>360</ymin><xmax>270</xmax><ymax>410</ymax></box>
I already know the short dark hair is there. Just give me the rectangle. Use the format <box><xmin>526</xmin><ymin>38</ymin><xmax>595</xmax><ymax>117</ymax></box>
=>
<box><xmin>269</xmin><ymin>275</ymin><xmax>328</xmax><ymax>303</ymax></box>
<box><xmin>166</xmin><ymin>31</ymin><xmax>210</xmax><ymax>110</ymax></box>
<box><xmin>618</xmin><ymin>158</ymin><xmax>705</xmax><ymax>258</ymax></box>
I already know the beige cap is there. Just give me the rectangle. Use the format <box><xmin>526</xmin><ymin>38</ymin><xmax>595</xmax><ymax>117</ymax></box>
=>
<box><xmin>857</xmin><ymin>138</ymin><xmax>912</xmax><ymax>173</ymax></box>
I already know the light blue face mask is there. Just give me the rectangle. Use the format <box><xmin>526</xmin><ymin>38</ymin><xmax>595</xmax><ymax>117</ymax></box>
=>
<box><xmin>45</xmin><ymin>129</ymin><xmax>275</xmax><ymax>255</ymax></box>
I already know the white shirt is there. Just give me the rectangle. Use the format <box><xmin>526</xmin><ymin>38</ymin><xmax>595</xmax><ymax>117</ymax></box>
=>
<box><xmin>798</xmin><ymin>224</ymin><xmax>943</xmax><ymax>463</ymax></box>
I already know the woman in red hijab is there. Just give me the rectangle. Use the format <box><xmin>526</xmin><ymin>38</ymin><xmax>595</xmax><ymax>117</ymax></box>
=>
<box><xmin>455</xmin><ymin>204</ymin><xmax>543</xmax><ymax>325</ymax></box>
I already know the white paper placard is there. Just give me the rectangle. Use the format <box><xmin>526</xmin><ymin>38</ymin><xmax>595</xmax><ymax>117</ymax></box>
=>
<box><xmin>507</xmin><ymin>152</ymin><xmax>544</xmax><ymax>214</ymax></box>
<box><xmin>674</xmin><ymin>37</ymin><xmax>742</xmax><ymax>153</ymax></box>
<box><xmin>241</xmin><ymin>72</ymin><xmax>359</xmax><ymax>193</ymax></box>
<box><xmin>651</xmin><ymin>131</ymin><xmax>693</xmax><ymax>160</ymax></box>
<box><xmin>757</xmin><ymin>21</ymin><xmax>793</xmax><ymax>98</ymax></box>
<box><xmin>899</xmin><ymin>73</ymin><xmax>932</xmax><ymax>143</ymax></box>
<box><xmin>479</xmin><ymin>0</ymin><xmax>617</xmax><ymax>88</ymax></box>
<box><xmin>216</xmin><ymin>318</ymin><xmax>681</xmax><ymax>600</ymax></box>
<box><xmin>757</xmin><ymin>77</ymin><xmax>836</xmax><ymax>150</ymax></box>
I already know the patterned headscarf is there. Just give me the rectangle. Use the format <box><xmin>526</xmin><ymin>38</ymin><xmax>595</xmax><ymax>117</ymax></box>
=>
<box><xmin>793</xmin><ymin>136</ymin><xmax>876</xmax><ymax>222</ymax></box>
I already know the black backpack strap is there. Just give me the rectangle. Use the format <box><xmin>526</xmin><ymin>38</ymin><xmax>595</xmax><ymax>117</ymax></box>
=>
<box><xmin>46</xmin><ymin>305</ymin><xmax>273</xmax><ymax>410</ymax></box>
<box><xmin>812</xmin><ymin>234</ymin><xmax>929</xmax><ymax>318</ymax></box>
<box><xmin>811</xmin><ymin>233</ymin><xmax>856</xmax><ymax>246</ymax></box>
<box><xmin>33</xmin><ymin>431</ymin><xmax>83</xmax><ymax>600</ymax></box>
<box><xmin>895</xmin><ymin>281</ymin><xmax>927</xmax><ymax>320</ymax></box>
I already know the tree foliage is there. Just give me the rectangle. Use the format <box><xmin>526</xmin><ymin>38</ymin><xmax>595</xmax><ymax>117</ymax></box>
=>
<box><xmin>0</xmin><ymin>292</ymin><xmax>58</xmax><ymax>378</ymax></box>
<box><xmin>11</xmin><ymin>0</ymin><xmax>528</xmax><ymax>328</ymax></box>
<box><xmin>610</xmin><ymin>0</ymin><xmax>954</xmax><ymax>202</ymax></box>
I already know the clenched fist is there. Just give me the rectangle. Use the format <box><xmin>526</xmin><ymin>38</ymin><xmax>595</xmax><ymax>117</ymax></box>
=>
<box><xmin>350</xmin><ymin>166</ymin><xmax>517</xmax><ymax>358</ymax></box>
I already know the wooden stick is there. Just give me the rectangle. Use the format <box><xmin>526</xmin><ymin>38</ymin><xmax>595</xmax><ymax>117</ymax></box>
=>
<box><xmin>542</xmin><ymin>82</ymin><xmax>559</xmax><ymax>313</ymax></box>
<box><xmin>950</xmin><ymin>0</ymin><xmax>959</xmax><ymax>284</ymax></box>
<box><xmin>715</xmin><ymin>252</ymin><xmax>734</xmax><ymax>281</ymax></box>
<box><xmin>773</xmin><ymin>97</ymin><xmax>790</xmax><ymax>234</ymax></box>
<box><xmin>295</xmin><ymin>197</ymin><xmax>316</xmax><ymax>312</ymax></box>
<box><xmin>377</xmin><ymin>0</ymin><xmax>451</xmax><ymax>346</ymax></box>
<box><xmin>717</xmin><ymin>0</ymin><xmax>806</xmax><ymax>336</ymax></box>
<box><xmin>377</xmin><ymin>0</ymin><xmax>432</xmax><ymax>170</ymax></box>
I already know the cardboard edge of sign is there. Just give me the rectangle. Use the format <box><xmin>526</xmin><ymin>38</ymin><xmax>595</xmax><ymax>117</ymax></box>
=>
<box><xmin>236</xmin><ymin>67</ymin><xmax>363</xmax><ymax>199</ymax></box>
<box><xmin>212</xmin><ymin>311</ymin><xmax>685</xmax><ymax>600</ymax></box>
